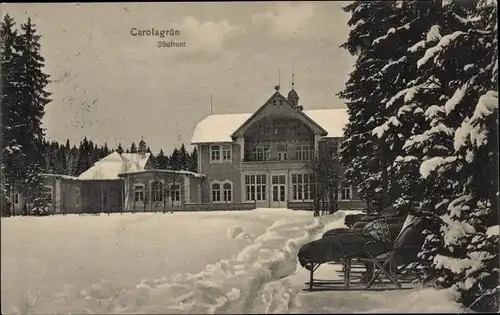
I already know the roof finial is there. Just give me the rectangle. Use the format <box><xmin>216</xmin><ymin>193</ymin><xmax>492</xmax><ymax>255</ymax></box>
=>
<box><xmin>292</xmin><ymin>69</ymin><xmax>295</xmax><ymax>89</ymax></box>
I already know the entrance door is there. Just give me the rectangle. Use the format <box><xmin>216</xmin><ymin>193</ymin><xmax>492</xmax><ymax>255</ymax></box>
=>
<box><xmin>271</xmin><ymin>174</ymin><xmax>287</xmax><ymax>208</ymax></box>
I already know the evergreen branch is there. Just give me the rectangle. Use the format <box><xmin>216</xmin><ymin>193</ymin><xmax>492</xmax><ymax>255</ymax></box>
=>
<box><xmin>465</xmin><ymin>284</ymin><xmax>500</xmax><ymax>311</ymax></box>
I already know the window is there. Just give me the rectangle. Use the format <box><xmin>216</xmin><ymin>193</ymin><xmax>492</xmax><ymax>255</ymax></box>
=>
<box><xmin>222</xmin><ymin>145</ymin><xmax>232</xmax><ymax>162</ymax></box>
<box><xmin>273</xmin><ymin>119</ymin><xmax>288</xmax><ymax>135</ymax></box>
<box><xmin>277</xmin><ymin>144</ymin><xmax>287</xmax><ymax>161</ymax></box>
<box><xmin>211</xmin><ymin>183</ymin><xmax>221</xmax><ymax>202</ymax></box>
<box><xmin>340</xmin><ymin>186</ymin><xmax>352</xmax><ymax>201</ymax></box>
<box><xmin>134</xmin><ymin>184</ymin><xmax>144</xmax><ymax>202</ymax></box>
<box><xmin>211</xmin><ymin>180</ymin><xmax>232</xmax><ymax>203</ymax></box>
<box><xmin>252</xmin><ymin>146</ymin><xmax>270</xmax><ymax>161</ymax></box>
<box><xmin>331</xmin><ymin>144</ymin><xmax>338</xmax><ymax>157</ymax></box>
<box><xmin>43</xmin><ymin>186</ymin><xmax>53</xmax><ymax>204</ymax></box>
<box><xmin>292</xmin><ymin>173</ymin><xmax>314</xmax><ymax>201</ymax></box>
<box><xmin>245</xmin><ymin>174</ymin><xmax>267</xmax><ymax>201</ymax></box>
<box><xmin>211</xmin><ymin>144</ymin><xmax>231</xmax><ymax>163</ymax></box>
<box><xmin>223</xmin><ymin>182</ymin><xmax>232</xmax><ymax>202</ymax></box>
<box><xmin>151</xmin><ymin>181</ymin><xmax>164</xmax><ymax>202</ymax></box>
<box><xmin>13</xmin><ymin>193</ymin><xmax>19</xmax><ymax>205</ymax></box>
<box><xmin>289</xmin><ymin>121</ymin><xmax>301</xmax><ymax>135</ymax></box>
<box><xmin>296</xmin><ymin>144</ymin><xmax>314</xmax><ymax>161</ymax></box>
<box><xmin>169</xmin><ymin>184</ymin><xmax>181</xmax><ymax>202</ymax></box>
<box><xmin>75</xmin><ymin>187</ymin><xmax>80</xmax><ymax>206</ymax></box>
<box><xmin>325</xmin><ymin>142</ymin><xmax>338</xmax><ymax>157</ymax></box>
<box><xmin>211</xmin><ymin>145</ymin><xmax>221</xmax><ymax>162</ymax></box>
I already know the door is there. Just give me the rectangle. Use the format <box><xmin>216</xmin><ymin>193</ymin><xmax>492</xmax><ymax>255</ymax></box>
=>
<box><xmin>271</xmin><ymin>174</ymin><xmax>287</xmax><ymax>208</ymax></box>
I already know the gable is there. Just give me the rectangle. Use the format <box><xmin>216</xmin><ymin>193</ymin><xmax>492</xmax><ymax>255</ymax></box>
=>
<box><xmin>231</xmin><ymin>92</ymin><xmax>327</xmax><ymax>138</ymax></box>
<box><xmin>191</xmin><ymin>108</ymin><xmax>348</xmax><ymax>145</ymax></box>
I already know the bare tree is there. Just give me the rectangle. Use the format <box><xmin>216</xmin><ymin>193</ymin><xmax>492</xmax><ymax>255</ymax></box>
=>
<box><xmin>306</xmin><ymin>141</ymin><xmax>343</xmax><ymax>216</ymax></box>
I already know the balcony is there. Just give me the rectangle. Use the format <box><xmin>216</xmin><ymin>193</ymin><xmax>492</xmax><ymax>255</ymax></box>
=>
<box><xmin>240</xmin><ymin>157</ymin><xmax>308</xmax><ymax>171</ymax></box>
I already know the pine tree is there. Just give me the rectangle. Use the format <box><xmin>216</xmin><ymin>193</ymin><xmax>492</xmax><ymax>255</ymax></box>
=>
<box><xmin>116</xmin><ymin>143</ymin><xmax>124</xmax><ymax>154</ymax></box>
<box><xmin>6</xmin><ymin>18</ymin><xmax>52</xmax><ymax>213</ymax></box>
<box><xmin>155</xmin><ymin>149</ymin><xmax>167</xmax><ymax>169</ymax></box>
<box><xmin>102</xmin><ymin>142</ymin><xmax>110</xmax><ymax>157</ymax></box>
<box><xmin>179</xmin><ymin>144</ymin><xmax>190</xmax><ymax>171</ymax></box>
<box><xmin>56</xmin><ymin>143</ymin><xmax>67</xmax><ymax>174</ymax></box>
<box><xmin>365</xmin><ymin>0</ymin><xmax>498</xmax><ymax>311</ymax></box>
<box><xmin>189</xmin><ymin>147</ymin><xmax>198</xmax><ymax>172</ymax></box>
<box><xmin>130</xmin><ymin>142</ymin><xmax>137</xmax><ymax>153</ymax></box>
<box><xmin>69</xmin><ymin>145</ymin><xmax>79</xmax><ymax>176</ymax></box>
<box><xmin>408</xmin><ymin>0</ymin><xmax>498</xmax><ymax>311</ymax></box>
<box><xmin>338</xmin><ymin>1</ymin><xmax>407</xmax><ymax>214</ymax></box>
<box><xmin>89</xmin><ymin>142</ymin><xmax>100</xmax><ymax>166</ymax></box>
<box><xmin>169</xmin><ymin>148</ymin><xmax>181</xmax><ymax>170</ymax></box>
<box><xmin>1</xmin><ymin>14</ymin><xmax>22</xmax><ymax>212</ymax></box>
<box><xmin>75</xmin><ymin>137</ymin><xmax>92</xmax><ymax>176</ymax></box>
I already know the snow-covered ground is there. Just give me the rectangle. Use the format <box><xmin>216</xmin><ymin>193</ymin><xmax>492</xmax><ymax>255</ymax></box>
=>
<box><xmin>1</xmin><ymin>209</ymin><xmax>465</xmax><ymax>314</ymax></box>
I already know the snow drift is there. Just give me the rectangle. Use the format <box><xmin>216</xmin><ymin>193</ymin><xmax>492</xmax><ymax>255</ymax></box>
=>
<box><xmin>49</xmin><ymin>209</ymin><xmax>345</xmax><ymax>314</ymax></box>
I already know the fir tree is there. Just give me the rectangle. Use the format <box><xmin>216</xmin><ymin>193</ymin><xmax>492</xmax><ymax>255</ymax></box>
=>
<box><xmin>102</xmin><ymin>142</ymin><xmax>110</xmax><ymax>157</ymax></box>
<box><xmin>169</xmin><ymin>148</ymin><xmax>181</xmax><ymax>170</ymax></box>
<box><xmin>130</xmin><ymin>142</ymin><xmax>137</xmax><ymax>153</ymax></box>
<box><xmin>189</xmin><ymin>147</ymin><xmax>198</xmax><ymax>172</ymax></box>
<box><xmin>116</xmin><ymin>143</ymin><xmax>124</xmax><ymax>154</ymax></box>
<box><xmin>75</xmin><ymin>137</ymin><xmax>92</xmax><ymax>176</ymax></box>
<box><xmin>362</xmin><ymin>0</ymin><xmax>498</xmax><ymax>311</ymax></box>
<box><xmin>69</xmin><ymin>145</ymin><xmax>79</xmax><ymax>176</ymax></box>
<box><xmin>3</xmin><ymin>17</ymin><xmax>52</xmax><ymax>213</ymax></box>
<box><xmin>407</xmin><ymin>0</ymin><xmax>498</xmax><ymax>311</ymax></box>
<box><xmin>179</xmin><ymin>144</ymin><xmax>190</xmax><ymax>171</ymax></box>
<box><xmin>1</xmin><ymin>14</ymin><xmax>22</xmax><ymax>211</ymax></box>
<box><xmin>155</xmin><ymin>149</ymin><xmax>167</xmax><ymax>169</ymax></box>
<box><xmin>338</xmin><ymin>1</ymin><xmax>406</xmax><ymax>214</ymax></box>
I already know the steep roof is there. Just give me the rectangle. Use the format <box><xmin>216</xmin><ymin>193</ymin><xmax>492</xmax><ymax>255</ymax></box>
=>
<box><xmin>230</xmin><ymin>92</ymin><xmax>327</xmax><ymax>138</ymax></box>
<box><xmin>78</xmin><ymin>152</ymin><xmax>151</xmax><ymax>180</ymax></box>
<box><xmin>191</xmin><ymin>108</ymin><xmax>348</xmax><ymax>144</ymax></box>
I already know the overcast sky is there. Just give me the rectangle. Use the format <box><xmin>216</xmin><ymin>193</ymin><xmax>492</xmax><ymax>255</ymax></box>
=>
<box><xmin>2</xmin><ymin>1</ymin><xmax>355</xmax><ymax>153</ymax></box>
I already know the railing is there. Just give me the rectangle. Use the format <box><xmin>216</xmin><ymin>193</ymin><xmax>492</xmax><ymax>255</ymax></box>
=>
<box><xmin>287</xmin><ymin>200</ymin><xmax>366</xmax><ymax>211</ymax></box>
<box><xmin>179</xmin><ymin>202</ymin><xmax>257</xmax><ymax>211</ymax></box>
<box><xmin>241</xmin><ymin>159</ymin><xmax>306</xmax><ymax>170</ymax></box>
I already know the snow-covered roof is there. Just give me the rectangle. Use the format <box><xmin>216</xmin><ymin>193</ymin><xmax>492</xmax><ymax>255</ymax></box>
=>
<box><xmin>40</xmin><ymin>173</ymin><xmax>81</xmax><ymax>181</ymax></box>
<box><xmin>192</xmin><ymin>113</ymin><xmax>252</xmax><ymax>144</ymax></box>
<box><xmin>121</xmin><ymin>153</ymin><xmax>150</xmax><ymax>169</ymax></box>
<box><xmin>118</xmin><ymin>169</ymin><xmax>205</xmax><ymax>178</ymax></box>
<box><xmin>78</xmin><ymin>152</ymin><xmax>151</xmax><ymax>180</ymax></box>
<box><xmin>191</xmin><ymin>109</ymin><xmax>348</xmax><ymax>144</ymax></box>
<box><xmin>304</xmin><ymin>109</ymin><xmax>349</xmax><ymax>139</ymax></box>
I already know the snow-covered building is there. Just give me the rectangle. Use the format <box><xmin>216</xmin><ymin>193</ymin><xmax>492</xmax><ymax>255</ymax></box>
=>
<box><xmin>8</xmin><ymin>139</ymin><xmax>206</xmax><ymax>215</ymax></box>
<box><xmin>191</xmin><ymin>85</ymin><xmax>363</xmax><ymax>209</ymax></box>
<box><xmin>9</xmin><ymin>173</ymin><xmax>82</xmax><ymax>215</ymax></box>
<box><xmin>77</xmin><ymin>139</ymin><xmax>206</xmax><ymax>213</ymax></box>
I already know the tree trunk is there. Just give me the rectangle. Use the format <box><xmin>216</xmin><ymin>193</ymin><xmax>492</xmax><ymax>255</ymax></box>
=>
<box><xmin>379</xmin><ymin>144</ymin><xmax>389</xmax><ymax>213</ymax></box>
<box><xmin>328</xmin><ymin>184</ymin><xmax>335</xmax><ymax>214</ymax></box>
